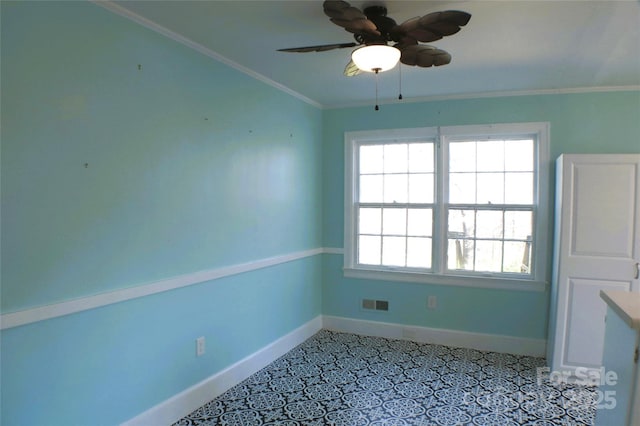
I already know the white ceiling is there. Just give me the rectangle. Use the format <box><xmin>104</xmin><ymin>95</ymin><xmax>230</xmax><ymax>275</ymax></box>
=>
<box><xmin>106</xmin><ymin>0</ymin><xmax>640</xmax><ymax>108</ymax></box>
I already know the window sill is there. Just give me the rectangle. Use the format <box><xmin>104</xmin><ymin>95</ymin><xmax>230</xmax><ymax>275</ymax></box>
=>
<box><xmin>343</xmin><ymin>267</ymin><xmax>548</xmax><ymax>292</ymax></box>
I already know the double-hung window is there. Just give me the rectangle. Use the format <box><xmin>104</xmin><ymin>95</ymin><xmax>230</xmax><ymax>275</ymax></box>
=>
<box><xmin>344</xmin><ymin>123</ymin><xmax>549</xmax><ymax>291</ymax></box>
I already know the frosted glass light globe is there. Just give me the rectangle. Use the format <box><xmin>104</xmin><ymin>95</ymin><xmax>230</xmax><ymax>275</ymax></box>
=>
<box><xmin>351</xmin><ymin>45</ymin><xmax>401</xmax><ymax>73</ymax></box>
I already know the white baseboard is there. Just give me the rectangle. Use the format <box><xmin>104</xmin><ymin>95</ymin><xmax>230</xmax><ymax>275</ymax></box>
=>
<box><xmin>122</xmin><ymin>316</ymin><xmax>323</xmax><ymax>426</ymax></box>
<box><xmin>322</xmin><ymin>315</ymin><xmax>546</xmax><ymax>357</ymax></box>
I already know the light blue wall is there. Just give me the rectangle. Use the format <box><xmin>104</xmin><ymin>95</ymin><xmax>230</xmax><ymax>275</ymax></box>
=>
<box><xmin>1</xmin><ymin>1</ymin><xmax>323</xmax><ymax>312</ymax></box>
<box><xmin>322</xmin><ymin>92</ymin><xmax>640</xmax><ymax>339</ymax></box>
<box><xmin>1</xmin><ymin>2</ymin><xmax>322</xmax><ymax>425</ymax></box>
<box><xmin>1</xmin><ymin>258</ymin><xmax>322</xmax><ymax>425</ymax></box>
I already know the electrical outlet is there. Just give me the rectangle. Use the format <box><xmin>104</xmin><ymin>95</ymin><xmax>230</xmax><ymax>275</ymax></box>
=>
<box><xmin>196</xmin><ymin>336</ymin><xmax>206</xmax><ymax>357</ymax></box>
<box><xmin>427</xmin><ymin>296</ymin><xmax>437</xmax><ymax>310</ymax></box>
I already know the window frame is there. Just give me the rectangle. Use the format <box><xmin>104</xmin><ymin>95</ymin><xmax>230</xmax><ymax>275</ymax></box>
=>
<box><xmin>344</xmin><ymin>123</ymin><xmax>550</xmax><ymax>292</ymax></box>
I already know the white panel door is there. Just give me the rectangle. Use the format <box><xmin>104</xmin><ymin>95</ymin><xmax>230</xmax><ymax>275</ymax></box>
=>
<box><xmin>551</xmin><ymin>154</ymin><xmax>640</xmax><ymax>376</ymax></box>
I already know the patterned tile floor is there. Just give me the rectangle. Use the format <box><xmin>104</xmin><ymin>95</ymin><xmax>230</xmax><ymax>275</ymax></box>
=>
<box><xmin>174</xmin><ymin>330</ymin><xmax>597</xmax><ymax>425</ymax></box>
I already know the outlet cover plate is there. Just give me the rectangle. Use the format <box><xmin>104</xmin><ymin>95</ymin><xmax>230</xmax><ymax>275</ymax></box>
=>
<box><xmin>196</xmin><ymin>336</ymin><xmax>205</xmax><ymax>356</ymax></box>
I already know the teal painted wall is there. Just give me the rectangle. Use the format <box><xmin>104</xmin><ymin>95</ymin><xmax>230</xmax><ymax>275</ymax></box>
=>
<box><xmin>1</xmin><ymin>257</ymin><xmax>322</xmax><ymax>425</ymax></box>
<box><xmin>1</xmin><ymin>2</ymin><xmax>322</xmax><ymax>425</ymax></box>
<box><xmin>322</xmin><ymin>92</ymin><xmax>640</xmax><ymax>339</ymax></box>
<box><xmin>1</xmin><ymin>1</ymin><xmax>323</xmax><ymax>312</ymax></box>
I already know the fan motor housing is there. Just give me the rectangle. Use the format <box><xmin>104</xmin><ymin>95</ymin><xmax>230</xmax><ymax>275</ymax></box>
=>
<box><xmin>361</xmin><ymin>5</ymin><xmax>397</xmax><ymax>43</ymax></box>
<box><xmin>363</xmin><ymin>5</ymin><xmax>387</xmax><ymax>17</ymax></box>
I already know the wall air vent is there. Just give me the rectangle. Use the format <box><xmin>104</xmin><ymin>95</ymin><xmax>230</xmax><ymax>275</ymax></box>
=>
<box><xmin>362</xmin><ymin>299</ymin><xmax>389</xmax><ymax>311</ymax></box>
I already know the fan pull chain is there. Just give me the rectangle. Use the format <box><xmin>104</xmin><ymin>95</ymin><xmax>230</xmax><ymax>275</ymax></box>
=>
<box><xmin>398</xmin><ymin>64</ymin><xmax>403</xmax><ymax>100</ymax></box>
<box><xmin>374</xmin><ymin>68</ymin><xmax>380</xmax><ymax>111</ymax></box>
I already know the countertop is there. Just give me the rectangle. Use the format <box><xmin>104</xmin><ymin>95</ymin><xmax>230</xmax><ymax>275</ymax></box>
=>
<box><xmin>600</xmin><ymin>290</ymin><xmax>640</xmax><ymax>331</ymax></box>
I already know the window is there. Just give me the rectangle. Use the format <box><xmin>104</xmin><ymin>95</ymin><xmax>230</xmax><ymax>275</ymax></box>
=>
<box><xmin>344</xmin><ymin>123</ymin><xmax>549</xmax><ymax>291</ymax></box>
<box><xmin>357</xmin><ymin>141</ymin><xmax>435</xmax><ymax>269</ymax></box>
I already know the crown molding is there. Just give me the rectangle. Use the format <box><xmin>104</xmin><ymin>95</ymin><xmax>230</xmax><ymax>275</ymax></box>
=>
<box><xmin>325</xmin><ymin>85</ymin><xmax>640</xmax><ymax>110</ymax></box>
<box><xmin>92</xmin><ymin>1</ymin><xmax>322</xmax><ymax>109</ymax></box>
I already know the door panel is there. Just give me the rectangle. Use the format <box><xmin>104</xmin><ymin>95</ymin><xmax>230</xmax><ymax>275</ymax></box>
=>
<box><xmin>571</xmin><ymin>163</ymin><xmax>637</xmax><ymax>258</ymax></box>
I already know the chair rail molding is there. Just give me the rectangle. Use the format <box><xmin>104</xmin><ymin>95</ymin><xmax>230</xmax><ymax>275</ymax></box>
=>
<box><xmin>1</xmin><ymin>248</ymin><xmax>329</xmax><ymax>330</ymax></box>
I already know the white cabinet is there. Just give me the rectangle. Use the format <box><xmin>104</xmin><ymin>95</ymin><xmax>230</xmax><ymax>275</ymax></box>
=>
<box><xmin>596</xmin><ymin>290</ymin><xmax>640</xmax><ymax>426</ymax></box>
<box><xmin>547</xmin><ymin>154</ymin><xmax>640</xmax><ymax>377</ymax></box>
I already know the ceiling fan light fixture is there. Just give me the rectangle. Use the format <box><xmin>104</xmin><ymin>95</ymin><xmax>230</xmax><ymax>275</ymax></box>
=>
<box><xmin>351</xmin><ymin>45</ymin><xmax>400</xmax><ymax>73</ymax></box>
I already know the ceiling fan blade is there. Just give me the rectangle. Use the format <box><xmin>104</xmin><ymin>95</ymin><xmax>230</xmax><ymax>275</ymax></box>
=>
<box><xmin>391</xmin><ymin>16</ymin><xmax>441</xmax><ymax>43</ymax></box>
<box><xmin>400</xmin><ymin>45</ymin><xmax>451</xmax><ymax>67</ymax></box>
<box><xmin>392</xmin><ymin>10</ymin><xmax>471</xmax><ymax>43</ymax></box>
<box><xmin>331</xmin><ymin>18</ymin><xmax>380</xmax><ymax>36</ymax></box>
<box><xmin>407</xmin><ymin>28</ymin><xmax>442</xmax><ymax>43</ymax></box>
<box><xmin>278</xmin><ymin>42</ymin><xmax>357</xmax><ymax>53</ymax></box>
<box><xmin>417</xmin><ymin>10</ymin><xmax>471</xmax><ymax>37</ymax></box>
<box><xmin>395</xmin><ymin>16</ymin><xmax>420</xmax><ymax>33</ymax></box>
<box><xmin>343</xmin><ymin>59</ymin><xmax>363</xmax><ymax>77</ymax></box>
<box><xmin>323</xmin><ymin>0</ymin><xmax>351</xmax><ymax>19</ymax></box>
<box><xmin>435</xmin><ymin>10</ymin><xmax>472</xmax><ymax>27</ymax></box>
<box><xmin>324</xmin><ymin>0</ymin><xmax>380</xmax><ymax>36</ymax></box>
<box><xmin>338</xmin><ymin>6</ymin><xmax>368</xmax><ymax>21</ymax></box>
<box><xmin>431</xmin><ymin>51</ymin><xmax>452</xmax><ymax>67</ymax></box>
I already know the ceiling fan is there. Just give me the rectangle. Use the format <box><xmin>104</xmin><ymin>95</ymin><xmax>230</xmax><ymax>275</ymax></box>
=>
<box><xmin>278</xmin><ymin>0</ymin><xmax>471</xmax><ymax>76</ymax></box>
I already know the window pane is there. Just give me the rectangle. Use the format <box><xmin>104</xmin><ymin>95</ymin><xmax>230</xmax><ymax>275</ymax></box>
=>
<box><xmin>449</xmin><ymin>172</ymin><xmax>476</xmax><ymax>203</ymax></box>
<box><xmin>359</xmin><ymin>175</ymin><xmax>383</xmax><ymax>202</ymax></box>
<box><xmin>477</xmin><ymin>173</ymin><xmax>504</xmax><ymax>204</ymax></box>
<box><xmin>359</xmin><ymin>208</ymin><xmax>381</xmax><ymax>235</ymax></box>
<box><xmin>476</xmin><ymin>210</ymin><xmax>503</xmax><ymax>239</ymax></box>
<box><xmin>409</xmin><ymin>143</ymin><xmax>434</xmax><ymax>173</ymax></box>
<box><xmin>408</xmin><ymin>173</ymin><xmax>434</xmax><ymax>203</ymax></box>
<box><xmin>449</xmin><ymin>141</ymin><xmax>476</xmax><ymax>172</ymax></box>
<box><xmin>382</xmin><ymin>236</ymin><xmax>406</xmax><ymax>266</ymax></box>
<box><xmin>360</xmin><ymin>145</ymin><xmax>383</xmax><ymax>174</ymax></box>
<box><xmin>505</xmin><ymin>172</ymin><xmax>533</xmax><ymax>204</ymax></box>
<box><xmin>475</xmin><ymin>240</ymin><xmax>502</xmax><ymax>272</ymax></box>
<box><xmin>384</xmin><ymin>174</ymin><xmax>408</xmax><ymax>203</ymax></box>
<box><xmin>407</xmin><ymin>209</ymin><xmax>432</xmax><ymax>236</ymax></box>
<box><xmin>477</xmin><ymin>140</ymin><xmax>504</xmax><ymax>172</ymax></box>
<box><xmin>447</xmin><ymin>239</ymin><xmax>474</xmax><ymax>270</ymax></box>
<box><xmin>359</xmin><ymin>235</ymin><xmax>381</xmax><ymax>265</ymax></box>
<box><xmin>407</xmin><ymin>237</ymin><xmax>432</xmax><ymax>268</ymax></box>
<box><xmin>505</xmin><ymin>140</ymin><xmax>533</xmax><ymax>172</ymax></box>
<box><xmin>384</xmin><ymin>144</ymin><xmax>408</xmax><ymax>173</ymax></box>
<box><xmin>503</xmin><ymin>241</ymin><xmax>531</xmax><ymax>273</ymax></box>
<box><xmin>383</xmin><ymin>208</ymin><xmax>406</xmax><ymax>235</ymax></box>
<box><xmin>504</xmin><ymin>211</ymin><xmax>532</xmax><ymax>240</ymax></box>
<box><xmin>350</xmin><ymin>123</ymin><xmax>545</xmax><ymax>281</ymax></box>
<box><xmin>448</xmin><ymin>209</ymin><xmax>475</xmax><ymax>239</ymax></box>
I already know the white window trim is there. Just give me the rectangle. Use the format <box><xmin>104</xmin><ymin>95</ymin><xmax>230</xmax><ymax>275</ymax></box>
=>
<box><xmin>344</xmin><ymin>123</ymin><xmax>550</xmax><ymax>292</ymax></box>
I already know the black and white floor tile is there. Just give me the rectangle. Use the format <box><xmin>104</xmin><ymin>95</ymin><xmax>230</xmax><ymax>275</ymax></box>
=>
<box><xmin>174</xmin><ymin>330</ymin><xmax>597</xmax><ymax>426</ymax></box>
